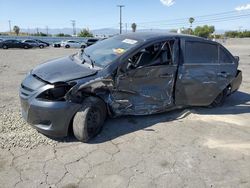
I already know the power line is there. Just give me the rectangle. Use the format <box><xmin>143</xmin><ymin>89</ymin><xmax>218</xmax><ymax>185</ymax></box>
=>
<box><xmin>136</xmin><ymin>12</ymin><xmax>250</xmax><ymax>29</ymax></box>
<box><xmin>79</xmin><ymin>9</ymin><xmax>250</xmax><ymax>29</ymax></box>
<box><xmin>129</xmin><ymin>10</ymin><xmax>250</xmax><ymax>26</ymax></box>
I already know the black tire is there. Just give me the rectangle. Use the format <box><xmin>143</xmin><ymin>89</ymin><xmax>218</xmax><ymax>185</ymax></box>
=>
<box><xmin>210</xmin><ymin>88</ymin><xmax>227</xmax><ymax>107</ymax></box>
<box><xmin>39</xmin><ymin>45</ymin><xmax>44</xmax><ymax>49</ymax></box>
<box><xmin>24</xmin><ymin>45</ymin><xmax>29</xmax><ymax>49</ymax></box>
<box><xmin>65</xmin><ymin>45</ymin><xmax>70</xmax><ymax>48</ymax></box>
<box><xmin>81</xmin><ymin>45</ymin><xmax>86</xmax><ymax>49</ymax></box>
<box><xmin>3</xmin><ymin>45</ymin><xmax>8</xmax><ymax>49</ymax></box>
<box><xmin>73</xmin><ymin>97</ymin><xmax>107</xmax><ymax>142</ymax></box>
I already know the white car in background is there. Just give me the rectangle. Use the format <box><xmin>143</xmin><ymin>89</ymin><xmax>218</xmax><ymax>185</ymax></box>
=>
<box><xmin>61</xmin><ymin>40</ymin><xmax>86</xmax><ymax>48</ymax></box>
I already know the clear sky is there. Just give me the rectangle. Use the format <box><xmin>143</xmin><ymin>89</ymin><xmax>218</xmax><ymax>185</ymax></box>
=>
<box><xmin>0</xmin><ymin>0</ymin><xmax>250</xmax><ymax>32</ymax></box>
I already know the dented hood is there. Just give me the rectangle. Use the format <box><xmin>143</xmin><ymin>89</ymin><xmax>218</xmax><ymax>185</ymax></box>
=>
<box><xmin>31</xmin><ymin>56</ymin><xmax>97</xmax><ymax>83</ymax></box>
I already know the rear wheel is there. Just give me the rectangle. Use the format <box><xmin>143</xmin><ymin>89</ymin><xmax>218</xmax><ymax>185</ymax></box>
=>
<box><xmin>210</xmin><ymin>88</ymin><xmax>228</xmax><ymax>107</ymax></box>
<box><xmin>3</xmin><ymin>45</ymin><xmax>8</xmax><ymax>49</ymax></box>
<box><xmin>73</xmin><ymin>97</ymin><xmax>107</xmax><ymax>142</ymax></box>
<box><xmin>39</xmin><ymin>45</ymin><xmax>44</xmax><ymax>49</ymax></box>
<box><xmin>24</xmin><ymin>45</ymin><xmax>29</xmax><ymax>49</ymax></box>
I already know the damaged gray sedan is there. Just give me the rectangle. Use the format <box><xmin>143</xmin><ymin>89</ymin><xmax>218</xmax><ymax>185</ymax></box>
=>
<box><xmin>19</xmin><ymin>33</ymin><xmax>242</xmax><ymax>142</ymax></box>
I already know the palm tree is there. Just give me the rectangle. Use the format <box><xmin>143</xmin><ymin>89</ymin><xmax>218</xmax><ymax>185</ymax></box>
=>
<box><xmin>13</xmin><ymin>25</ymin><xmax>20</xmax><ymax>36</ymax></box>
<box><xmin>189</xmin><ymin>17</ymin><xmax>195</xmax><ymax>28</ymax></box>
<box><xmin>131</xmin><ymin>23</ymin><xmax>137</xmax><ymax>32</ymax></box>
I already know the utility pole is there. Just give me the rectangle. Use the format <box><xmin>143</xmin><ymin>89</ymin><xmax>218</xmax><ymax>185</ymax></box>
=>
<box><xmin>8</xmin><ymin>20</ymin><xmax>11</xmax><ymax>33</ymax></box>
<box><xmin>117</xmin><ymin>5</ymin><xmax>124</xmax><ymax>34</ymax></box>
<box><xmin>46</xmin><ymin>26</ymin><xmax>49</xmax><ymax>36</ymax></box>
<box><xmin>71</xmin><ymin>20</ymin><xmax>76</xmax><ymax>36</ymax></box>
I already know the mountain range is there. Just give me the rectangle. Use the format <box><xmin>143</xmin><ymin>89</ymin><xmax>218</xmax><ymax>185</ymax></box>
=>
<box><xmin>20</xmin><ymin>27</ymin><xmax>226</xmax><ymax>36</ymax></box>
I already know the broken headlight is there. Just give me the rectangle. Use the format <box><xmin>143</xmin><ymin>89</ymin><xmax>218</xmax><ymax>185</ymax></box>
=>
<box><xmin>37</xmin><ymin>82</ymin><xmax>75</xmax><ymax>101</ymax></box>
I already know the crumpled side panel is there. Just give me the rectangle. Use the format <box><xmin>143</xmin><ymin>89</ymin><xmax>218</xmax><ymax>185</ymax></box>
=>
<box><xmin>109</xmin><ymin>65</ymin><xmax>177</xmax><ymax>115</ymax></box>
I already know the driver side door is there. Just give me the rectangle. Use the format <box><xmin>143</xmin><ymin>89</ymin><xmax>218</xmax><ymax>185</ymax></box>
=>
<box><xmin>110</xmin><ymin>39</ymin><xmax>179</xmax><ymax>115</ymax></box>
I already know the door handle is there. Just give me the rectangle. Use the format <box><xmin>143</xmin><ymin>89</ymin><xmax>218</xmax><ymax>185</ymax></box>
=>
<box><xmin>217</xmin><ymin>72</ymin><xmax>229</xmax><ymax>78</ymax></box>
<box><xmin>159</xmin><ymin>73</ymin><xmax>173</xmax><ymax>78</ymax></box>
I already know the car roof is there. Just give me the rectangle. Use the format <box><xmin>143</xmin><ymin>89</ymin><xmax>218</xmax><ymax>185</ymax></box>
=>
<box><xmin>119</xmin><ymin>32</ymin><xmax>211</xmax><ymax>43</ymax></box>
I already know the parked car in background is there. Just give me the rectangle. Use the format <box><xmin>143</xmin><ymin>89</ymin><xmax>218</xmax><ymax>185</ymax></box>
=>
<box><xmin>0</xmin><ymin>39</ymin><xmax>32</xmax><ymax>49</ymax></box>
<box><xmin>19</xmin><ymin>32</ymin><xmax>242</xmax><ymax>142</ymax></box>
<box><xmin>86</xmin><ymin>38</ymin><xmax>99</xmax><ymax>46</ymax></box>
<box><xmin>61</xmin><ymin>40</ymin><xmax>86</xmax><ymax>48</ymax></box>
<box><xmin>34</xmin><ymin>39</ymin><xmax>50</xmax><ymax>47</ymax></box>
<box><xmin>22</xmin><ymin>39</ymin><xmax>46</xmax><ymax>48</ymax></box>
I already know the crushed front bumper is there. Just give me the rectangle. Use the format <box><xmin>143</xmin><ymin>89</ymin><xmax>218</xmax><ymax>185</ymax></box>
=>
<box><xmin>20</xmin><ymin>96</ymin><xmax>81</xmax><ymax>137</ymax></box>
<box><xmin>19</xmin><ymin>73</ymin><xmax>81</xmax><ymax>137</ymax></box>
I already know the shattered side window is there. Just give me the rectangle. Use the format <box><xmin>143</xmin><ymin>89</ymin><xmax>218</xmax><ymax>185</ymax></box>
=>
<box><xmin>220</xmin><ymin>47</ymin><xmax>234</xmax><ymax>64</ymax></box>
<box><xmin>185</xmin><ymin>41</ymin><xmax>218</xmax><ymax>64</ymax></box>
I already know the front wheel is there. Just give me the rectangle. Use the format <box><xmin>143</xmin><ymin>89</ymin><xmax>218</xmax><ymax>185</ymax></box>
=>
<box><xmin>24</xmin><ymin>45</ymin><xmax>29</xmax><ymax>49</ymax></box>
<box><xmin>73</xmin><ymin>97</ymin><xmax>107</xmax><ymax>142</ymax></box>
<box><xmin>65</xmin><ymin>45</ymin><xmax>70</xmax><ymax>48</ymax></box>
<box><xmin>39</xmin><ymin>45</ymin><xmax>44</xmax><ymax>49</ymax></box>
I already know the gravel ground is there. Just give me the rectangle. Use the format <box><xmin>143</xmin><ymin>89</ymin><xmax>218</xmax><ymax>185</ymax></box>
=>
<box><xmin>0</xmin><ymin>48</ymin><xmax>76</xmax><ymax>149</ymax></box>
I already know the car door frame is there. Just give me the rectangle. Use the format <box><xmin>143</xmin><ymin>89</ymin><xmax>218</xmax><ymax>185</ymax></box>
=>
<box><xmin>175</xmin><ymin>37</ymin><xmax>223</xmax><ymax>106</ymax></box>
<box><xmin>110</xmin><ymin>37</ymin><xmax>180</xmax><ymax>115</ymax></box>
<box><xmin>217</xmin><ymin>45</ymin><xmax>238</xmax><ymax>91</ymax></box>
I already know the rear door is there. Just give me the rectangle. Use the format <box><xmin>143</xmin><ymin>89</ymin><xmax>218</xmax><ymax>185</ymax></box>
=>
<box><xmin>217</xmin><ymin>46</ymin><xmax>238</xmax><ymax>90</ymax></box>
<box><xmin>175</xmin><ymin>39</ymin><xmax>221</xmax><ymax>106</ymax></box>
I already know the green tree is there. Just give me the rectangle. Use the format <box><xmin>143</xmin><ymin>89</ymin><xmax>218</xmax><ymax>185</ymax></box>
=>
<box><xmin>55</xmin><ymin>33</ymin><xmax>71</xmax><ymax>37</ymax></box>
<box><xmin>189</xmin><ymin>17</ymin><xmax>195</xmax><ymax>28</ymax></box>
<box><xmin>13</xmin><ymin>25</ymin><xmax>20</xmax><ymax>36</ymax></box>
<box><xmin>225</xmin><ymin>30</ymin><xmax>250</xmax><ymax>38</ymax></box>
<box><xmin>78</xmin><ymin>28</ymin><xmax>93</xmax><ymax>37</ymax></box>
<box><xmin>193</xmin><ymin>25</ymin><xmax>215</xmax><ymax>38</ymax></box>
<box><xmin>131</xmin><ymin>23</ymin><xmax>137</xmax><ymax>32</ymax></box>
<box><xmin>32</xmin><ymin>32</ymin><xmax>48</xmax><ymax>37</ymax></box>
